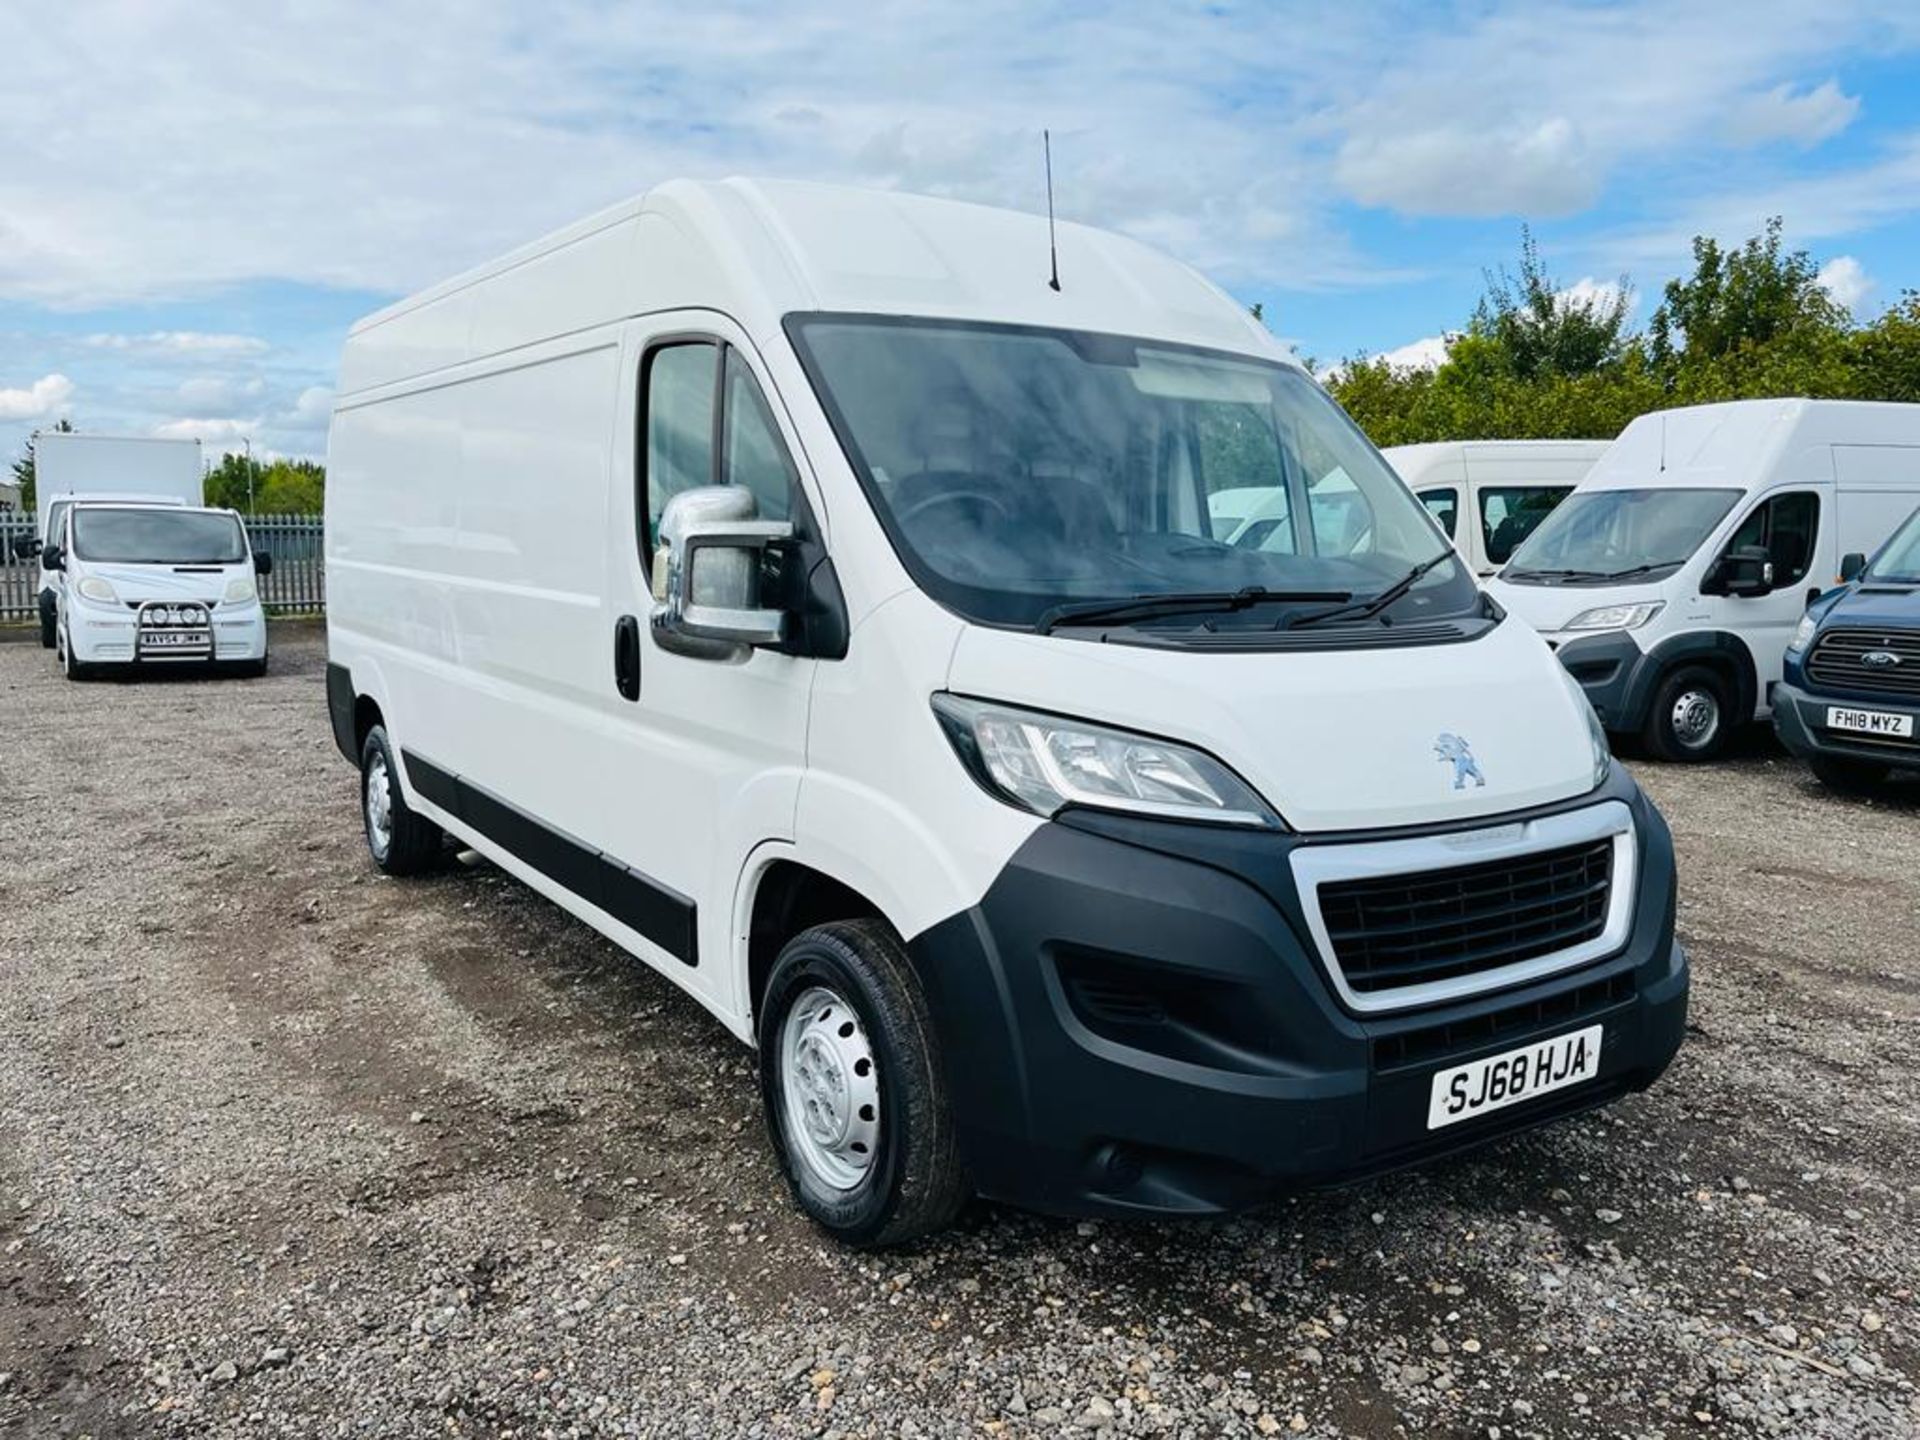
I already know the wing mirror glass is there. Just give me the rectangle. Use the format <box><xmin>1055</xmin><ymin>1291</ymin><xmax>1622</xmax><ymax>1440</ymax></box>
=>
<box><xmin>1839</xmin><ymin>551</ymin><xmax>1867</xmax><ymax>584</ymax></box>
<box><xmin>253</xmin><ymin>550</ymin><xmax>273</xmax><ymax>576</ymax></box>
<box><xmin>650</xmin><ymin>486</ymin><xmax>793</xmax><ymax>660</ymax></box>
<box><xmin>1715</xmin><ymin>543</ymin><xmax>1775</xmax><ymax>598</ymax></box>
<box><xmin>40</xmin><ymin>543</ymin><xmax>64</xmax><ymax>571</ymax></box>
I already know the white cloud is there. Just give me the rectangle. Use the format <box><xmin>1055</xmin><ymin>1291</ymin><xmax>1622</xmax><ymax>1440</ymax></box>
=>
<box><xmin>152</xmin><ymin>417</ymin><xmax>257</xmax><ymax>447</ymax></box>
<box><xmin>1337</xmin><ymin>119</ymin><xmax>1598</xmax><ymax>218</ymax></box>
<box><xmin>1</xmin><ymin>0</ymin><xmax>1915</xmax><ymax>309</ymax></box>
<box><xmin>177</xmin><ymin>374</ymin><xmax>266</xmax><ymax>409</ymax></box>
<box><xmin>83</xmin><ymin>331</ymin><xmax>269</xmax><ymax>355</ymax></box>
<box><xmin>1817</xmin><ymin>254</ymin><xmax>1873</xmax><ymax>311</ymax></box>
<box><xmin>0</xmin><ymin>372</ymin><xmax>74</xmax><ymax>421</ymax></box>
<box><xmin>1724</xmin><ymin>80</ymin><xmax>1859</xmax><ymax>148</ymax></box>
<box><xmin>1377</xmin><ymin>334</ymin><xmax>1455</xmax><ymax>372</ymax></box>
<box><xmin>1558</xmin><ymin>277</ymin><xmax>1638</xmax><ymax>320</ymax></box>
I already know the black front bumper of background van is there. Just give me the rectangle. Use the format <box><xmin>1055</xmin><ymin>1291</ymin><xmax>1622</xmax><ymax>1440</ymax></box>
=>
<box><xmin>905</xmin><ymin>767</ymin><xmax>1686</xmax><ymax>1218</ymax></box>
<box><xmin>1773</xmin><ymin>680</ymin><xmax>1920</xmax><ymax>773</ymax></box>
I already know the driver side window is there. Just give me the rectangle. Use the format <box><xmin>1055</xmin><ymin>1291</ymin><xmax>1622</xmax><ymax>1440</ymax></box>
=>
<box><xmin>642</xmin><ymin>340</ymin><xmax>797</xmax><ymax>561</ymax></box>
<box><xmin>1723</xmin><ymin>491</ymin><xmax>1820</xmax><ymax>588</ymax></box>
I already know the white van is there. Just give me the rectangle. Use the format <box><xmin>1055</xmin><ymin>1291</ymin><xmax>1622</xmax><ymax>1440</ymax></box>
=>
<box><xmin>1489</xmin><ymin>399</ymin><xmax>1920</xmax><ymax>761</ymax></box>
<box><xmin>40</xmin><ymin>502</ymin><xmax>272</xmax><ymax>678</ymax></box>
<box><xmin>32</xmin><ymin>433</ymin><xmax>204</xmax><ymax>648</ymax></box>
<box><xmin>1386</xmin><ymin>440</ymin><xmax>1609</xmax><ymax>576</ymax></box>
<box><xmin>324</xmin><ymin>179</ymin><xmax>1687</xmax><ymax>1244</ymax></box>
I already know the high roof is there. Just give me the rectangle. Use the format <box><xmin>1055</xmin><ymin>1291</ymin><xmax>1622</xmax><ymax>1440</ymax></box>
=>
<box><xmin>339</xmin><ymin>178</ymin><xmax>1283</xmax><ymax>398</ymax></box>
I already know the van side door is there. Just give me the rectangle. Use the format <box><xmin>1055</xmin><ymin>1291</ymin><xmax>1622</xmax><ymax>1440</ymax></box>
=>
<box><xmin>599</xmin><ymin>315</ymin><xmax>822</xmax><ymax>1023</ymax></box>
<box><xmin>1704</xmin><ymin>488</ymin><xmax>1826</xmax><ymax>716</ymax></box>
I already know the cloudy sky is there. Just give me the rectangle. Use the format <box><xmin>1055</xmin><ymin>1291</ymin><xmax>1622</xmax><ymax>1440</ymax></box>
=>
<box><xmin>4</xmin><ymin>0</ymin><xmax>1920</xmax><ymax>467</ymax></box>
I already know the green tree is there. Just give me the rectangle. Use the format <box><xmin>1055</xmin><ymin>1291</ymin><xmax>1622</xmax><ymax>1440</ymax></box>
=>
<box><xmin>10</xmin><ymin>418</ymin><xmax>76</xmax><ymax>513</ymax></box>
<box><xmin>1472</xmin><ymin>227</ymin><xmax>1632</xmax><ymax>380</ymax></box>
<box><xmin>1648</xmin><ymin>217</ymin><xmax>1845</xmax><ymax>374</ymax></box>
<box><xmin>1845</xmin><ymin>291</ymin><xmax>1920</xmax><ymax>403</ymax></box>
<box><xmin>256</xmin><ymin>459</ymin><xmax>325</xmax><ymax>514</ymax></box>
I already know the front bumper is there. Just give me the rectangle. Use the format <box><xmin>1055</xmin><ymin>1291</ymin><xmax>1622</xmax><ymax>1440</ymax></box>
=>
<box><xmin>1773</xmin><ymin>680</ymin><xmax>1920</xmax><ymax>772</ymax></box>
<box><xmin>1549</xmin><ymin>629</ymin><xmax>1650</xmax><ymax>732</ymax></box>
<box><xmin>66</xmin><ymin>599</ymin><xmax>267</xmax><ymax>665</ymax></box>
<box><xmin>907</xmin><ymin>768</ymin><xmax>1687</xmax><ymax>1218</ymax></box>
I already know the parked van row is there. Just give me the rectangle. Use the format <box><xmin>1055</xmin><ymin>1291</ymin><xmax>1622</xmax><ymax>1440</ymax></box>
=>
<box><xmin>323</xmin><ymin>179</ymin><xmax>1688</xmax><ymax>1245</ymax></box>
<box><xmin>1487</xmin><ymin>400</ymin><xmax>1920</xmax><ymax>764</ymax></box>
<box><xmin>1387</xmin><ymin>440</ymin><xmax>1607</xmax><ymax>577</ymax></box>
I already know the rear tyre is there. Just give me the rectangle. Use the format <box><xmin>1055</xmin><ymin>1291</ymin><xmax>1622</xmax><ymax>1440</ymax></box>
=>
<box><xmin>359</xmin><ymin>724</ymin><xmax>442</xmax><ymax>875</ymax></box>
<box><xmin>758</xmin><ymin>919</ymin><xmax>968</xmax><ymax>1247</ymax></box>
<box><xmin>1809</xmin><ymin>754</ymin><xmax>1886</xmax><ymax>794</ymax></box>
<box><xmin>38</xmin><ymin>592</ymin><xmax>56</xmax><ymax>649</ymax></box>
<box><xmin>1642</xmin><ymin>665</ymin><xmax>1732</xmax><ymax>762</ymax></box>
<box><xmin>237</xmin><ymin>651</ymin><xmax>270</xmax><ymax>679</ymax></box>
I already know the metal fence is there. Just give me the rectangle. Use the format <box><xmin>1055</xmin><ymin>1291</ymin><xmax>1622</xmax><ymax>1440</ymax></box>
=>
<box><xmin>0</xmin><ymin>511</ymin><xmax>325</xmax><ymax>621</ymax></box>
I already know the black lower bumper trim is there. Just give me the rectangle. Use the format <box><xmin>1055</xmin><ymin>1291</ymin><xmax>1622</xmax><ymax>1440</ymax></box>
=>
<box><xmin>906</xmin><ymin>772</ymin><xmax>1686</xmax><ymax>1218</ymax></box>
<box><xmin>1773</xmin><ymin>681</ymin><xmax>1920</xmax><ymax>772</ymax></box>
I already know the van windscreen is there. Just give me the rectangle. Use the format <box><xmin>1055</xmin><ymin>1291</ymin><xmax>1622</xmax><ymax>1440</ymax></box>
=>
<box><xmin>787</xmin><ymin>315</ymin><xmax>1472</xmax><ymax>632</ymax></box>
<box><xmin>1503</xmin><ymin>488</ymin><xmax>1740</xmax><ymax>583</ymax></box>
<box><xmin>70</xmin><ymin>508</ymin><xmax>247</xmax><ymax>565</ymax></box>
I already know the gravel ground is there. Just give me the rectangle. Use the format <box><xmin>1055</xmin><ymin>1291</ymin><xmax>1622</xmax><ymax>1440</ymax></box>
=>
<box><xmin>1</xmin><ymin>625</ymin><xmax>1915</xmax><ymax>1440</ymax></box>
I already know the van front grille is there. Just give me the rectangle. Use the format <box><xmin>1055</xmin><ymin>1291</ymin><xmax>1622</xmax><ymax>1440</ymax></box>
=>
<box><xmin>1805</xmin><ymin>628</ymin><xmax>1920</xmax><ymax>701</ymax></box>
<box><xmin>1318</xmin><ymin>839</ymin><xmax>1613</xmax><ymax>995</ymax></box>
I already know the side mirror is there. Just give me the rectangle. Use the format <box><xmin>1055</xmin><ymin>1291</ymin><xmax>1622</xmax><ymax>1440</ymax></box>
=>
<box><xmin>649</xmin><ymin>486</ymin><xmax>793</xmax><ymax>660</ymax></box>
<box><xmin>14</xmin><ymin>536</ymin><xmax>41</xmax><ymax>560</ymax></box>
<box><xmin>40</xmin><ymin>543</ymin><xmax>64</xmax><ymax>571</ymax></box>
<box><xmin>1714</xmin><ymin>543</ymin><xmax>1774</xmax><ymax>598</ymax></box>
<box><xmin>1839</xmin><ymin>551</ymin><xmax>1867</xmax><ymax>584</ymax></box>
<box><xmin>254</xmin><ymin>550</ymin><xmax>274</xmax><ymax>576</ymax></box>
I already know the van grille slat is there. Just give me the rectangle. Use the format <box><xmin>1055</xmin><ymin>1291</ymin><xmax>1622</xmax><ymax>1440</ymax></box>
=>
<box><xmin>1318</xmin><ymin>840</ymin><xmax>1613</xmax><ymax>994</ymax></box>
<box><xmin>1805</xmin><ymin>628</ymin><xmax>1920</xmax><ymax>700</ymax></box>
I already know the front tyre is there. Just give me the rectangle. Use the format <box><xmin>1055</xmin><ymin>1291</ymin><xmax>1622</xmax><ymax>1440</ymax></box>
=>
<box><xmin>58</xmin><ymin>624</ymin><xmax>96</xmax><ymax>682</ymax></box>
<box><xmin>38</xmin><ymin>591</ymin><xmax>56</xmax><ymax>649</ymax></box>
<box><xmin>1643</xmin><ymin>665</ymin><xmax>1732</xmax><ymax>762</ymax></box>
<box><xmin>758</xmin><ymin>919</ymin><xmax>968</xmax><ymax>1247</ymax></box>
<box><xmin>359</xmin><ymin>724</ymin><xmax>443</xmax><ymax>875</ymax></box>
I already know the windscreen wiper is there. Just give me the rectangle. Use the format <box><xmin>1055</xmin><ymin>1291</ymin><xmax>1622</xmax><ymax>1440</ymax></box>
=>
<box><xmin>1287</xmin><ymin>551</ymin><xmax>1453</xmax><ymax>629</ymax></box>
<box><xmin>1037</xmin><ymin>585</ymin><xmax>1351</xmax><ymax>635</ymax></box>
<box><xmin>1502</xmin><ymin>566</ymin><xmax>1601</xmax><ymax>581</ymax></box>
<box><xmin>1594</xmin><ymin>559</ymin><xmax>1687</xmax><ymax>581</ymax></box>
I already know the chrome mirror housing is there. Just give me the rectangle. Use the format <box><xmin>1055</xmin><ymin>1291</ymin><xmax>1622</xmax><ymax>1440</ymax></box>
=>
<box><xmin>651</xmin><ymin>486</ymin><xmax>793</xmax><ymax>659</ymax></box>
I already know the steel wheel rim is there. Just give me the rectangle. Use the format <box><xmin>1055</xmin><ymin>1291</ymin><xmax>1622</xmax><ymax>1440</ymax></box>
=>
<box><xmin>779</xmin><ymin>985</ymin><xmax>880</xmax><ymax>1191</ymax></box>
<box><xmin>1670</xmin><ymin>689</ymin><xmax>1720</xmax><ymax>749</ymax></box>
<box><xmin>365</xmin><ymin>753</ymin><xmax>394</xmax><ymax>855</ymax></box>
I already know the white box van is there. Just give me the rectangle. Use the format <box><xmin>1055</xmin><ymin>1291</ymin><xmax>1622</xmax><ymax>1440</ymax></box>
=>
<box><xmin>40</xmin><ymin>502</ymin><xmax>272</xmax><ymax>678</ymax></box>
<box><xmin>324</xmin><ymin>179</ymin><xmax>1687</xmax><ymax>1244</ymax></box>
<box><xmin>1386</xmin><ymin>440</ymin><xmax>1609</xmax><ymax>576</ymax></box>
<box><xmin>1488</xmin><ymin>399</ymin><xmax>1920</xmax><ymax>761</ymax></box>
<box><xmin>32</xmin><ymin>433</ymin><xmax>204</xmax><ymax>648</ymax></box>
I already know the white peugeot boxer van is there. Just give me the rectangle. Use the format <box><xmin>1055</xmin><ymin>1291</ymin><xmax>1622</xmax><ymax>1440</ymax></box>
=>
<box><xmin>1386</xmin><ymin>440</ymin><xmax>1608</xmax><ymax>576</ymax></box>
<box><xmin>1489</xmin><ymin>400</ymin><xmax>1920</xmax><ymax>761</ymax></box>
<box><xmin>41</xmin><ymin>502</ymin><xmax>272</xmax><ymax>679</ymax></box>
<box><xmin>324</xmin><ymin>180</ymin><xmax>1687</xmax><ymax>1245</ymax></box>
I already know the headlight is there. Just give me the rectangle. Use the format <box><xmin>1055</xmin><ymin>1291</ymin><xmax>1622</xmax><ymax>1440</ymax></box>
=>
<box><xmin>931</xmin><ymin>694</ymin><xmax>1282</xmax><ymax>828</ymax></box>
<box><xmin>224</xmin><ymin>575</ymin><xmax>257</xmax><ymax>603</ymax></box>
<box><xmin>1787</xmin><ymin>614</ymin><xmax>1818</xmax><ymax>653</ymax></box>
<box><xmin>1559</xmin><ymin>668</ymin><xmax>1613</xmax><ymax>790</ymax></box>
<box><xmin>1563</xmin><ymin>601</ymin><xmax>1665</xmax><ymax>631</ymax></box>
<box><xmin>76</xmin><ymin>575</ymin><xmax>118</xmax><ymax>604</ymax></box>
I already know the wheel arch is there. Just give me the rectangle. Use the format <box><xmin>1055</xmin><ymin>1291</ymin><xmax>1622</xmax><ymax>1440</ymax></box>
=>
<box><xmin>1633</xmin><ymin>630</ymin><xmax>1760</xmax><ymax>729</ymax></box>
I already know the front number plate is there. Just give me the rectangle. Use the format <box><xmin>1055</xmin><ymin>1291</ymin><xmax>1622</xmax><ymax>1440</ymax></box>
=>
<box><xmin>1427</xmin><ymin>1024</ymin><xmax>1603</xmax><ymax>1130</ymax></box>
<box><xmin>1827</xmin><ymin>706</ymin><xmax>1915</xmax><ymax>738</ymax></box>
<box><xmin>140</xmin><ymin>630</ymin><xmax>211</xmax><ymax>651</ymax></box>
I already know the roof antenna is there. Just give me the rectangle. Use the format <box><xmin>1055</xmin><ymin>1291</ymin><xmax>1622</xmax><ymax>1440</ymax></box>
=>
<box><xmin>1043</xmin><ymin>129</ymin><xmax>1062</xmax><ymax>292</ymax></box>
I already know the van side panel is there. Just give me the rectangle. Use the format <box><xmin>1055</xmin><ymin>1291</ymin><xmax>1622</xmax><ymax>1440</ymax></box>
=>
<box><xmin>1833</xmin><ymin>446</ymin><xmax>1920</xmax><ymax>557</ymax></box>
